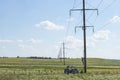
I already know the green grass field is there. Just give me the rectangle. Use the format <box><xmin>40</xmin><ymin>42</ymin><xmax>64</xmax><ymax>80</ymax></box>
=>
<box><xmin>0</xmin><ymin>58</ymin><xmax>120</xmax><ymax>80</ymax></box>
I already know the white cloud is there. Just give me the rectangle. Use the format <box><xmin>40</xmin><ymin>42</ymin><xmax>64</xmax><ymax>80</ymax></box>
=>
<box><xmin>0</xmin><ymin>39</ymin><xmax>43</xmax><ymax>44</ymax></box>
<box><xmin>63</xmin><ymin>31</ymin><xmax>110</xmax><ymax>49</ymax></box>
<box><xmin>35</xmin><ymin>20</ymin><xmax>64</xmax><ymax>30</ymax></box>
<box><xmin>18</xmin><ymin>44</ymin><xmax>26</xmax><ymax>49</ymax></box>
<box><xmin>110</xmin><ymin>16</ymin><xmax>120</xmax><ymax>23</ymax></box>
<box><xmin>17</xmin><ymin>40</ymin><xmax>23</xmax><ymax>43</ymax></box>
<box><xmin>0</xmin><ymin>40</ymin><xmax>14</xmax><ymax>43</ymax></box>
<box><xmin>66</xmin><ymin>17</ymin><xmax>75</xmax><ymax>22</ymax></box>
<box><xmin>18</xmin><ymin>44</ymin><xmax>34</xmax><ymax>49</ymax></box>
<box><xmin>62</xmin><ymin>30</ymin><xmax>111</xmax><ymax>50</ymax></box>
<box><xmin>27</xmin><ymin>38</ymin><xmax>43</xmax><ymax>44</ymax></box>
<box><xmin>86</xmin><ymin>40</ymin><xmax>96</xmax><ymax>47</ymax></box>
<box><xmin>17</xmin><ymin>44</ymin><xmax>39</xmax><ymax>56</ymax></box>
<box><xmin>91</xmin><ymin>30</ymin><xmax>111</xmax><ymax>42</ymax></box>
<box><xmin>0</xmin><ymin>39</ymin><xmax>23</xmax><ymax>43</ymax></box>
<box><xmin>116</xmin><ymin>46</ymin><xmax>120</xmax><ymax>49</ymax></box>
<box><xmin>63</xmin><ymin>30</ymin><xmax>110</xmax><ymax>46</ymax></box>
<box><xmin>64</xmin><ymin>36</ymin><xmax>83</xmax><ymax>49</ymax></box>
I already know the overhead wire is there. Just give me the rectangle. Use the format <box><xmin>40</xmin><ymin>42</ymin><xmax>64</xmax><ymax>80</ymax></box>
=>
<box><xmin>97</xmin><ymin>0</ymin><xmax>103</xmax><ymax>8</ymax></box>
<box><xmin>86</xmin><ymin>0</ymin><xmax>103</xmax><ymax>21</ymax></box>
<box><xmin>65</xmin><ymin>0</ymin><xmax>76</xmax><ymax>37</ymax></box>
<box><xmin>94</xmin><ymin>0</ymin><xmax>118</xmax><ymax>32</ymax></box>
<box><xmin>65</xmin><ymin>0</ymin><xmax>118</xmax><ymax>41</ymax></box>
<box><xmin>65</xmin><ymin>0</ymin><xmax>83</xmax><ymax>38</ymax></box>
<box><xmin>100</xmin><ymin>0</ymin><xmax>117</xmax><ymax>14</ymax></box>
<box><xmin>72</xmin><ymin>0</ymin><xmax>77</xmax><ymax>9</ymax></box>
<box><xmin>86</xmin><ymin>0</ymin><xmax>118</xmax><ymax>35</ymax></box>
<box><xmin>97</xmin><ymin>21</ymin><xmax>111</xmax><ymax>31</ymax></box>
<box><xmin>63</xmin><ymin>0</ymin><xmax>77</xmax><ymax>49</ymax></box>
<box><xmin>73</xmin><ymin>0</ymin><xmax>82</xmax><ymax>9</ymax></box>
<box><xmin>62</xmin><ymin>0</ymin><xmax>76</xmax><ymax>58</ymax></box>
<box><xmin>64</xmin><ymin>0</ymin><xmax>119</xmax><ymax>58</ymax></box>
<box><xmin>93</xmin><ymin>0</ymin><xmax>104</xmax><ymax>20</ymax></box>
<box><xmin>64</xmin><ymin>0</ymin><xmax>75</xmax><ymax>39</ymax></box>
<box><xmin>84</xmin><ymin>0</ymin><xmax>103</xmax><ymax>31</ymax></box>
<box><xmin>83</xmin><ymin>0</ymin><xmax>103</xmax><ymax>35</ymax></box>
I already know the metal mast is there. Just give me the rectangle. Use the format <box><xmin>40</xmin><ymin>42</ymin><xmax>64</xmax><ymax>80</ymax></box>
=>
<box><xmin>82</xmin><ymin>0</ymin><xmax>87</xmax><ymax>73</ymax></box>
<box><xmin>69</xmin><ymin>0</ymin><xmax>98</xmax><ymax>73</ymax></box>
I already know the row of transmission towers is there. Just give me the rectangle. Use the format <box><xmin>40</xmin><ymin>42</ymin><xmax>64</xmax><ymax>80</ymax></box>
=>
<box><xmin>58</xmin><ymin>0</ymin><xmax>99</xmax><ymax>73</ymax></box>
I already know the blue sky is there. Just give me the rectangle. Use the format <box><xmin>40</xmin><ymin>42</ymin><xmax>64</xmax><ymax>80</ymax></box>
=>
<box><xmin>0</xmin><ymin>0</ymin><xmax>120</xmax><ymax>59</ymax></box>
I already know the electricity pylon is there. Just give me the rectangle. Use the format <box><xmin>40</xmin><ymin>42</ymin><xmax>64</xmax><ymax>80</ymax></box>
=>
<box><xmin>69</xmin><ymin>0</ymin><xmax>98</xmax><ymax>73</ymax></box>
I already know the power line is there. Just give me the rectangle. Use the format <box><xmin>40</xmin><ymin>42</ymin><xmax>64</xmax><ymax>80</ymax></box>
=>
<box><xmin>65</xmin><ymin>0</ymin><xmax>82</xmax><ymax>41</ymax></box>
<box><xmin>86</xmin><ymin>0</ymin><xmax>116</xmax><ymax>23</ymax></box>
<box><xmin>72</xmin><ymin>0</ymin><xmax>82</xmax><ymax>9</ymax></box>
<box><xmin>86</xmin><ymin>2</ymin><xmax>96</xmax><ymax>9</ymax></box>
<box><xmin>100</xmin><ymin>0</ymin><xmax>117</xmax><ymax>14</ymax></box>
<box><xmin>92</xmin><ymin>0</ymin><xmax>118</xmax><ymax>33</ymax></box>
<box><xmin>85</xmin><ymin>0</ymin><xmax>103</xmax><ymax>20</ymax></box>
<box><xmin>65</xmin><ymin>0</ymin><xmax>77</xmax><ymax>38</ymax></box>
<box><xmin>97</xmin><ymin>0</ymin><xmax>103</xmax><ymax>8</ymax></box>
<box><xmin>84</xmin><ymin>0</ymin><xmax>103</xmax><ymax>26</ymax></box>
<box><xmin>72</xmin><ymin>0</ymin><xmax>77</xmax><ymax>9</ymax></box>
<box><xmin>86</xmin><ymin>0</ymin><xmax>103</xmax><ymax>20</ymax></box>
<box><xmin>96</xmin><ymin>21</ymin><xmax>111</xmax><ymax>32</ymax></box>
<box><xmin>86</xmin><ymin>0</ymin><xmax>117</xmax><ymax>35</ymax></box>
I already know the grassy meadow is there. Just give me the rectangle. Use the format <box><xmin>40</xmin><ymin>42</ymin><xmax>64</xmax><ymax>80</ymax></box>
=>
<box><xmin>0</xmin><ymin>58</ymin><xmax>120</xmax><ymax>80</ymax></box>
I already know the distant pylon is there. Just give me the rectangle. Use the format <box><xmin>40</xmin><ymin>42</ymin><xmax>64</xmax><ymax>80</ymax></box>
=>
<box><xmin>58</xmin><ymin>48</ymin><xmax>62</xmax><ymax>59</ymax></box>
<box><xmin>63</xmin><ymin>42</ymin><xmax>65</xmax><ymax>65</ymax></box>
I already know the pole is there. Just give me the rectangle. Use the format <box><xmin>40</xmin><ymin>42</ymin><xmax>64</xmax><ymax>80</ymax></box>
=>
<box><xmin>83</xmin><ymin>0</ymin><xmax>87</xmax><ymax>73</ymax></box>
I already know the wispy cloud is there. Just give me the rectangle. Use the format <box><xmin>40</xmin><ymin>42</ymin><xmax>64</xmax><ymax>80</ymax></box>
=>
<box><xmin>18</xmin><ymin>44</ymin><xmax>26</xmax><ymax>49</ymax></box>
<box><xmin>66</xmin><ymin>17</ymin><xmax>75</xmax><ymax>22</ymax></box>
<box><xmin>35</xmin><ymin>20</ymin><xmax>65</xmax><ymax>30</ymax></box>
<box><xmin>110</xmin><ymin>16</ymin><xmax>120</xmax><ymax>23</ymax></box>
<box><xmin>64</xmin><ymin>36</ymin><xmax>83</xmax><ymax>49</ymax></box>
<box><xmin>90</xmin><ymin>30</ymin><xmax>111</xmax><ymax>42</ymax></box>
<box><xmin>116</xmin><ymin>46</ymin><xmax>120</xmax><ymax>49</ymax></box>
<box><xmin>17</xmin><ymin>40</ymin><xmax>24</xmax><ymax>43</ymax></box>
<box><xmin>0</xmin><ymin>40</ymin><xmax>14</xmax><ymax>43</ymax></box>
<box><xmin>18</xmin><ymin>44</ymin><xmax>33</xmax><ymax>48</ymax></box>
<box><xmin>62</xmin><ymin>30</ymin><xmax>111</xmax><ymax>49</ymax></box>
<box><xmin>27</xmin><ymin>38</ymin><xmax>43</xmax><ymax>44</ymax></box>
<box><xmin>17</xmin><ymin>43</ymin><xmax>43</xmax><ymax>56</ymax></box>
<box><xmin>0</xmin><ymin>38</ymin><xmax>43</xmax><ymax>44</ymax></box>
